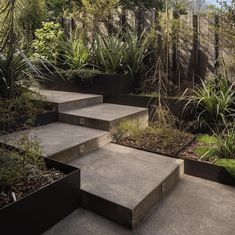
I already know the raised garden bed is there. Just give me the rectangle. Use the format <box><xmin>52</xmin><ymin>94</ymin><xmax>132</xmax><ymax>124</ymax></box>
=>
<box><xmin>75</xmin><ymin>74</ymin><xmax>133</xmax><ymax>97</ymax></box>
<box><xmin>41</xmin><ymin>73</ymin><xmax>134</xmax><ymax>98</ymax></box>
<box><xmin>0</xmin><ymin>157</ymin><xmax>80</xmax><ymax>235</ymax></box>
<box><xmin>114</xmin><ymin>126</ymin><xmax>193</xmax><ymax>156</ymax></box>
<box><xmin>106</xmin><ymin>94</ymin><xmax>195</xmax><ymax>121</ymax></box>
<box><xmin>0</xmin><ymin>110</ymin><xmax>58</xmax><ymax>133</ymax></box>
<box><xmin>0</xmin><ymin>100</ymin><xmax>58</xmax><ymax>133</ymax></box>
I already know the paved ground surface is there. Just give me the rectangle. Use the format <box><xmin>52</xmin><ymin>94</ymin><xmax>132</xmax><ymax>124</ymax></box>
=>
<box><xmin>44</xmin><ymin>175</ymin><xmax>235</xmax><ymax>235</ymax></box>
<box><xmin>61</xmin><ymin>103</ymin><xmax>147</xmax><ymax>121</ymax></box>
<box><xmin>0</xmin><ymin>122</ymin><xmax>109</xmax><ymax>157</ymax></box>
<box><xmin>70</xmin><ymin>143</ymin><xmax>183</xmax><ymax>209</ymax></box>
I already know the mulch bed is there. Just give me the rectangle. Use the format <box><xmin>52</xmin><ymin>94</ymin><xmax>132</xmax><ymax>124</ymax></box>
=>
<box><xmin>0</xmin><ymin>164</ymin><xmax>64</xmax><ymax>209</ymax></box>
<box><xmin>115</xmin><ymin>127</ymin><xmax>193</xmax><ymax>156</ymax></box>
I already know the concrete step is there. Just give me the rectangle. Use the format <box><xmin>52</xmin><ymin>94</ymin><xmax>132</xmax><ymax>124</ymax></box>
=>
<box><xmin>0</xmin><ymin>122</ymin><xmax>110</xmax><ymax>163</ymax></box>
<box><xmin>43</xmin><ymin>176</ymin><xmax>235</xmax><ymax>235</ymax></box>
<box><xmin>69</xmin><ymin>143</ymin><xmax>184</xmax><ymax>229</ymax></box>
<box><xmin>39</xmin><ymin>90</ymin><xmax>103</xmax><ymax>111</ymax></box>
<box><xmin>59</xmin><ymin>103</ymin><xmax>148</xmax><ymax>131</ymax></box>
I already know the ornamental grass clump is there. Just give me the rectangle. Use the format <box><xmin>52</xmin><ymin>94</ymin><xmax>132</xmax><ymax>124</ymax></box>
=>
<box><xmin>94</xmin><ymin>35</ymin><xmax>125</xmax><ymax>74</ymax></box>
<box><xmin>183</xmin><ymin>75</ymin><xmax>235</xmax><ymax>129</ymax></box>
<box><xmin>123</xmin><ymin>30</ymin><xmax>149</xmax><ymax>79</ymax></box>
<box><xmin>60</xmin><ymin>32</ymin><xmax>90</xmax><ymax>70</ymax></box>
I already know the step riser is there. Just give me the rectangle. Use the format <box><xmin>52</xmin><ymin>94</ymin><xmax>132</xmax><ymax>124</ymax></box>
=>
<box><xmin>46</xmin><ymin>133</ymin><xmax>111</xmax><ymax>163</ymax></box>
<box><xmin>58</xmin><ymin>96</ymin><xmax>103</xmax><ymax>112</ymax></box>
<box><xmin>59</xmin><ymin>111</ymin><xmax>148</xmax><ymax>131</ymax></box>
<box><xmin>110</xmin><ymin>112</ymin><xmax>148</xmax><ymax>133</ymax></box>
<box><xmin>80</xmin><ymin>190</ymin><xmax>132</xmax><ymax>229</ymax></box>
<box><xmin>133</xmin><ymin>161</ymin><xmax>184</xmax><ymax>228</ymax></box>
<box><xmin>80</xmin><ymin>162</ymin><xmax>184</xmax><ymax>230</ymax></box>
<box><xmin>59</xmin><ymin>113</ymin><xmax>110</xmax><ymax>130</ymax></box>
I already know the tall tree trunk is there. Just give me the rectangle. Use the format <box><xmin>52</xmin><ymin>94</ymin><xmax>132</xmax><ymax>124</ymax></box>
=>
<box><xmin>172</xmin><ymin>10</ymin><xmax>180</xmax><ymax>84</ymax></box>
<box><xmin>135</xmin><ymin>6</ymin><xmax>143</xmax><ymax>38</ymax></box>
<box><xmin>192</xmin><ymin>14</ymin><xmax>200</xmax><ymax>83</ymax></box>
<box><xmin>107</xmin><ymin>14</ymin><xmax>113</xmax><ymax>35</ymax></box>
<box><xmin>120</xmin><ymin>7</ymin><xmax>127</xmax><ymax>33</ymax></box>
<box><xmin>214</xmin><ymin>15</ymin><xmax>220</xmax><ymax>70</ymax></box>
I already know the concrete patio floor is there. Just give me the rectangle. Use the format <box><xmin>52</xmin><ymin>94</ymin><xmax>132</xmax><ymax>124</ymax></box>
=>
<box><xmin>44</xmin><ymin>175</ymin><xmax>235</xmax><ymax>235</ymax></box>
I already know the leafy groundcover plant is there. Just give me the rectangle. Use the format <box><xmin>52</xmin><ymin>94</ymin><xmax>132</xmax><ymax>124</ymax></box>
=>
<box><xmin>179</xmin><ymin>126</ymin><xmax>235</xmax><ymax>178</ymax></box>
<box><xmin>0</xmin><ymin>133</ymin><xmax>64</xmax><ymax>209</ymax></box>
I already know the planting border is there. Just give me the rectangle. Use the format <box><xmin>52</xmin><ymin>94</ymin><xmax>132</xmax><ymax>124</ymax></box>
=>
<box><xmin>0</xmin><ymin>111</ymin><xmax>58</xmax><ymax>133</ymax></box>
<box><xmin>106</xmin><ymin>94</ymin><xmax>194</xmax><ymax>121</ymax></box>
<box><xmin>0</xmin><ymin>158</ymin><xmax>80</xmax><ymax>235</ymax></box>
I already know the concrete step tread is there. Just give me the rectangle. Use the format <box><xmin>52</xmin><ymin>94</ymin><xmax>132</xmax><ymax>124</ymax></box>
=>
<box><xmin>39</xmin><ymin>90</ymin><xmax>103</xmax><ymax>104</ymax></box>
<box><xmin>0</xmin><ymin>122</ymin><xmax>109</xmax><ymax>158</ymax></box>
<box><xmin>60</xmin><ymin>103</ymin><xmax>147</xmax><ymax>121</ymax></box>
<box><xmin>70</xmin><ymin>143</ymin><xmax>183</xmax><ymax>210</ymax></box>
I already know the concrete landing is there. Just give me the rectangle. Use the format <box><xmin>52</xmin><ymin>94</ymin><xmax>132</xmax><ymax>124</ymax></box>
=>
<box><xmin>43</xmin><ymin>175</ymin><xmax>235</xmax><ymax>235</ymax></box>
<box><xmin>70</xmin><ymin>143</ymin><xmax>184</xmax><ymax>229</ymax></box>
<box><xmin>39</xmin><ymin>90</ymin><xmax>103</xmax><ymax>111</ymax></box>
<box><xmin>0</xmin><ymin>122</ymin><xmax>110</xmax><ymax>162</ymax></box>
<box><xmin>59</xmin><ymin>103</ymin><xmax>148</xmax><ymax>131</ymax></box>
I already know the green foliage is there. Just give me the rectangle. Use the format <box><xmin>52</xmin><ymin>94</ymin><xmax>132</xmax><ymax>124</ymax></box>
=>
<box><xmin>215</xmin><ymin>126</ymin><xmax>235</xmax><ymax>159</ymax></box>
<box><xmin>0</xmin><ymin>91</ymin><xmax>46</xmax><ymax>126</ymax></box>
<box><xmin>196</xmin><ymin>134</ymin><xmax>218</xmax><ymax>144</ymax></box>
<box><xmin>17</xmin><ymin>133</ymin><xmax>44</xmax><ymax>167</ymax></box>
<box><xmin>65</xmin><ymin>68</ymin><xmax>102</xmax><ymax>80</ymax></box>
<box><xmin>0</xmin><ymin>51</ymin><xmax>28</xmax><ymax>98</ymax></box>
<box><xmin>216</xmin><ymin>158</ymin><xmax>235</xmax><ymax>178</ymax></box>
<box><xmin>194</xmin><ymin>134</ymin><xmax>219</xmax><ymax>161</ymax></box>
<box><xmin>184</xmin><ymin>75</ymin><xmax>235</xmax><ymax>127</ymax></box>
<box><xmin>194</xmin><ymin>128</ymin><xmax>235</xmax><ymax>161</ymax></box>
<box><xmin>93</xmin><ymin>31</ymin><xmax>149</xmax><ymax>75</ymax></box>
<box><xmin>17</xmin><ymin>0</ymin><xmax>47</xmax><ymax>47</ymax></box>
<box><xmin>0</xmin><ymin>151</ymin><xmax>24</xmax><ymax>189</ymax></box>
<box><xmin>94</xmin><ymin>35</ymin><xmax>124</xmax><ymax>74</ymax></box>
<box><xmin>0</xmin><ymin>134</ymin><xmax>44</xmax><ymax>190</ymax></box>
<box><xmin>113</xmin><ymin>119</ymin><xmax>143</xmax><ymax>140</ymax></box>
<box><xmin>61</xmin><ymin>33</ymin><xmax>90</xmax><ymax>69</ymax></box>
<box><xmin>123</xmin><ymin>31</ymin><xmax>149</xmax><ymax>78</ymax></box>
<box><xmin>0</xmin><ymin>1</ymin><xmax>45</xmax><ymax>98</ymax></box>
<box><xmin>46</xmin><ymin>0</ymin><xmax>75</xmax><ymax>18</ymax></box>
<box><xmin>32</xmin><ymin>21</ymin><xmax>64</xmax><ymax>61</ymax></box>
<box><xmin>82</xmin><ymin>0</ymin><xmax>120</xmax><ymax>17</ymax></box>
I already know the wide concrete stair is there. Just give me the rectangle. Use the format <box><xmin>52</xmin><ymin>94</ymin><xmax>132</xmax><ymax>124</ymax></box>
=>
<box><xmin>0</xmin><ymin>122</ymin><xmax>110</xmax><ymax>163</ymax></box>
<box><xmin>59</xmin><ymin>103</ymin><xmax>148</xmax><ymax>131</ymax></box>
<box><xmin>0</xmin><ymin>90</ymin><xmax>184</xmax><ymax>230</ymax></box>
<box><xmin>39</xmin><ymin>90</ymin><xmax>103</xmax><ymax>111</ymax></box>
<box><xmin>69</xmin><ymin>144</ymin><xmax>184</xmax><ymax>229</ymax></box>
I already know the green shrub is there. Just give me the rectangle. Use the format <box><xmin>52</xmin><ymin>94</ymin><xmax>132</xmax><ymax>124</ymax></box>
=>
<box><xmin>64</xmin><ymin>68</ymin><xmax>102</xmax><ymax>81</ymax></box>
<box><xmin>32</xmin><ymin>21</ymin><xmax>64</xmax><ymax>61</ymax></box>
<box><xmin>17</xmin><ymin>0</ymin><xmax>47</xmax><ymax>47</ymax></box>
<box><xmin>194</xmin><ymin>129</ymin><xmax>235</xmax><ymax>161</ymax></box>
<box><xmin>94</xmin><ymin>35</ymin><xmax>124</xmax><ymax>74</ymax></box>
<box><xmin>216</xmin><ymin>159</ymin><xmax>235</xmax><ymax>178</ymax></box>
<box><xmin>194</xmin><ymin>135</ymin><xmax>218</xmax><ymax>161</ymax></box>
<box><xmin>113</xmin><ymin>119</ymin><xmax>143</xmax><ymax>140</ymax></box>
<box><xmin>184</xmin><ymin>76</ymin><xmax>235</xmax><ymax>128</ymax></box>
<box><xmin>0</xmin><ymin>133</ymin><xmax>44</xmax><ymax>190</ymax></box>
<box><xmin>0</xmin><ymin>151</ymin><xmax>24</xmax><ymax>188</ymax></box>
<box><xmin>123</xmin><ymin>31</ymin><xmax>149</xmax><ymax>78</ymax></box>
<box><xmin>216</xmin><ymin>127</ymin><xmax>235</xmax><ymax>159</ymax></box>
<box><xmin>61</xmin><ymin>33</ymin><xmax>90</xmax><ymax>70</ymax></box>
<box><xmin>0</xmin><ymin>51</ymin><xmax>28</xmax><ymax>99</ymax></box>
